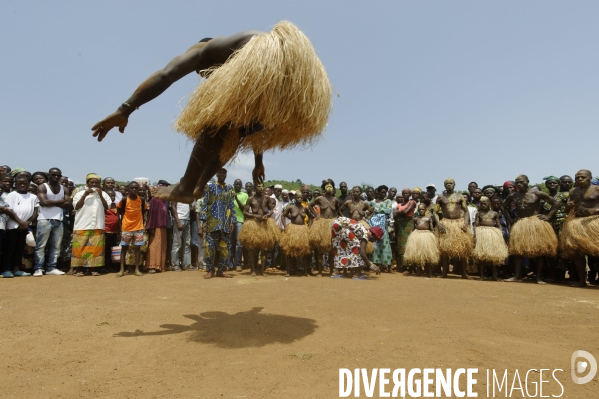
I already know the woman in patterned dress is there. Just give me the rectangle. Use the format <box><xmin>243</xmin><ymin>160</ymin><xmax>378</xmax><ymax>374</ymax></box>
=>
<box><xmin>331</xmin><ymin>217</ymin><xmax>383</xmax><ymax>279</ymax></box>
<box><xmin>368</xmin><ymin>185</ymin><xmax>394</xmax><ymax>273</ymax></box>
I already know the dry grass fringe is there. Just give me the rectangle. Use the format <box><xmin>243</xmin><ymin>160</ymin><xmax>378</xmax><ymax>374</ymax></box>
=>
<box><xmin>403</xmin><ymin>230</ymin><xmax>440</xmax><ymax>267</ymax></box>
<box><xmin>438</xmin><ymin>218</ymin><xmax>473</xmax><ymax>259</ymax></box>
<box><xmin>473</xmin><ymin>226</ymin><xmax>508</xmax><ymax>265</ymax></box>
<box><xmin>279</xmin><ymin>223</ymin><xmax>311</xmax><ymax>257</ymax></box>
<box><xmin>359</xmin><ymin>220</ymin><xmax>375</xmax><ymax>254</ymax></box>
<box><xmin>309</xmin><ymin>217</ymin><xmax>334</xmax><ymax>252</ymax></box>
<box><xmin>175</xmin><ymin>21</ymin><xmax>332</xmax><ymax>163</ymax></box>
<box><xmin>239</xmin><ymin>218</ymin><xmax>279</xmax><ymax>250</ymax></box>
<box><xmin>508</xmin><ymin>216</ymin><xmax>557</xmax><ymax>257</ymax></box>
<box><xmin>560</xmin><ymin>214</ymin><xmax>599</xmax><ymax>258</ymax></box>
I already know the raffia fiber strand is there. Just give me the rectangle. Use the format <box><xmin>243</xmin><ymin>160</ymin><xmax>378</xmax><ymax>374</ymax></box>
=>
<box><xmin>175</xmin><ymin>21</ymin><xmax>332</xmax><ymax>163</ymax></box>
<box><xmin>359</xmin><ymin>220</ymin><xmax>375</xmax><ymax>254</ymax></box>
<box><xmin>560</xmin><ymin>214</ymin><xmax>599</xmax><ymax>258</ymax></box>
<box><xmin>279</xmin><ymin>223</ymin><xmax>311</xmax><ymax>257</ymax></box>
<box><xmin>309</xmin><ymin>217</ymin><xmax>334</xmax><ymax>252</ymax></box>
<box><xmin>438</xmin><ymin>218</ymin><xmax>473</xmax><ymax>258</ymax></box>
<box><xmin>473</xmin><ymin>226</ymin><xmax>508</xmax><ymax>265</ymax></box>
<box><xmin>403</xmin><ymin>230</ymin><xmax>440</xmax><ymax>268</ymax></box>
<box><xmin>238</xmin><ymin>218</ymin><xmax>279</xmax><ymax>250</ymax></box>
<box><xmin>508</xmin><ymin>216</ymin><xmax>557</xmax><ymax>257</ymax></box>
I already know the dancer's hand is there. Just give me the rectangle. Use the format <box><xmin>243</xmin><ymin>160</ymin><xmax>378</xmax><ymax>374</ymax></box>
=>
<box><xmin>92</xmin><ymin>110</ymin><xmax>129</xmax><ymax>142</ymax></box>
<box><xmin>252</xmin><ymin>163</ymin><xmax>265</xmax><ymax>184</ymax></box>
<box><xmin>537</xmin><ymin>214</ymin><xmax>550</xmax><ymax>222</ymax></box>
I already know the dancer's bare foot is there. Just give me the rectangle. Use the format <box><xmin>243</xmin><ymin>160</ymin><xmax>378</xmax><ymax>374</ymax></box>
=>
<box><xmin>151</xmin><ymin>184</ymin><xmax>194</xmax><ymax>203</ymax></box>
<box><xmin>251</xmin><ymin>272</ymin><xmax>256</xmax><ymax>277</ymax></box>
<box><xmin>504</xmin><ymin>277</ymin><xmax>522</xmax><ymax>282</ymax></box>
<box><xmin>203</xmin><ymin>271</ymin><xmax>214</xmax><ymax>279</ymax></box>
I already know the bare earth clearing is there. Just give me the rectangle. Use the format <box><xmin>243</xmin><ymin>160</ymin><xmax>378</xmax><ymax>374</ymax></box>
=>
<box><xmin>1</xmin><ymin>270</ymin><xmax>598</xmax><ymax>398</ymax></box>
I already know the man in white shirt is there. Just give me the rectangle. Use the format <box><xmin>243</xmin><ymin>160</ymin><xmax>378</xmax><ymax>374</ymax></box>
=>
<box><xmin>2</xmin><ymin>175</ymin><xmax>39</xmax><ymax>278</ymax></box>
<box><xmin>426</xmin><ymin>184</ymin><xmax>439</xmax><ymax>205</ymax></box>
<box><xmin>34</xmin><ymin>168</ymin><xmax>71</xmax><ymax>276</ymax></box>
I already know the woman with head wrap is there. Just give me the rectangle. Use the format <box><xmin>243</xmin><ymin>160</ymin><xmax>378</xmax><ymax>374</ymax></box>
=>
<box><xmin>70</xmin><ymin>173</ymin><xmax>111</xmax><ymax>276</ymax></box>
<box><xmin>368</xmin><ymin>185</ymin><xmax>394</xmax><ymax>272</ymax></box>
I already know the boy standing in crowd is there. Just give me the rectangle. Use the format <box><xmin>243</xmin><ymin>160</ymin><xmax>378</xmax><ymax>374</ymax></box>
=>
<box><xmin>116</xmin><ymin>181</ymin><xmax>147</xmax><ymax>277</ymax></box>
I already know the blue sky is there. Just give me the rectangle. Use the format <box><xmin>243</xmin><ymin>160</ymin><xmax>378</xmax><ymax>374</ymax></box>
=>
<box><xmin>1</xmin><ymin>1</ymin><xmax>597</xmax><ymax>189</ymax></box>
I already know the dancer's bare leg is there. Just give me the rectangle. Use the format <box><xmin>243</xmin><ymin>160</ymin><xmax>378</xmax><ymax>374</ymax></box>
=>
<box><xmin>505</xmin><ymin>256</ymin><xmax>523</xmax><ymax>282</ymax></box>
<box><xmin>152</xmin><ymin>128</ymin><xmax>227</xmax><ymax>203</ymax></box>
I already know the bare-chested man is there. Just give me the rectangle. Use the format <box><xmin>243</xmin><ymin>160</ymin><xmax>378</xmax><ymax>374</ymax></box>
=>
<box><xmin>340</xmin><ymin>186</ymin><xmax>374</xmax><ymax>223</ymax></box>
<box><xmin>309</xmin><ymin>179</ymin><xmax>340</xmax><ymax>276</ymax></box>
<box><xmin>561</xmin><ymin>170</ymin><xmax>599</xmax><ymax>287</ymax></box>
<box><xmin>338</xmin><ymin>182</ymin><xmax>351</xmax><ymax>217</ymax></box>
<box><xmin>91</xmin><ymin>22</ymin><xmax>331</xmax><ymax>203</ymax></box>
<box><xmin>281</xmin><ymin>200</ymin><xmax>311</xmax><ymax>277</ymax></box>
<box><xmin>436</xmin><ymin>178</ymin><xmax>473</xmax><ymax>279</ymax></box>
<box><xmin>473</xmin><ymin>197</ymin><xmax>508</xmax><ymax>281</ymax></box>
<box><xmin>502</xmin><ymin>175</ymin><xmax>560</xmax><ymax>284</ymax></box>
<box><xmin>238</xmin><ymin>182</ymin><xmax>277</xmax><ymax>277</ymax></box>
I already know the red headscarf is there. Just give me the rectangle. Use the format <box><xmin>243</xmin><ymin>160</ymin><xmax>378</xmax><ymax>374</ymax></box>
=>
<box><xmin>369</xmin><ymin>226</ymin><xmax>384</xmax><ymax>241</ymax></box>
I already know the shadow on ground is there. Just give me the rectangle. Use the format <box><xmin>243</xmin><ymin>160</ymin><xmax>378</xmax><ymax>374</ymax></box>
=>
<box><xmin>114</xmin><ymin>307</ymin><xmax>317</xmax><ymax>348</ymax></box>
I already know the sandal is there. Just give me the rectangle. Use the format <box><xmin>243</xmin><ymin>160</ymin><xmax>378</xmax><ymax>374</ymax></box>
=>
<box><xmin>217</xmin><ymin>272</ymin><xmax>233</xmax><ymax>278</ymax></box>
<box><xmin>148</xmin><ymin>269</ymin><xmax>156</xmax><ymax>274</ymax></box>
<box><xmin>91</xmin><ymin>271</ymin><xmax>100</xmax><ymax>276</ymax></box>
<box><xmin>75</xmin><ymin>272</ymin><xmax>85</xmax><ymax>277</ymax></box>
<box><xmin>352</xmin><ymin>275</ymin><xmax>370</xmax><ymax>280</ymax></box>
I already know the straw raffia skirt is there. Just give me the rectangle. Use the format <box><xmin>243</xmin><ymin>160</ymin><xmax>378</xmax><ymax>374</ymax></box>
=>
<box><xmin>175</xmin><ymin>21</ymin><xmax>332</xmax><ymax>163</ymax></box>
<box><xmin>560</xmin><ymin>214</ymin><xmax>599</xmax><ymax>258</ymax></box>
<box><xmin>473</xmin><ymin>226</ymin><xmax>508</xmax><ymax>265</ymax></box>
<box><xmin>438</xmin><ymin>219</ymin><xmax>473</xmax><ymax>259</ymax></box>
<box><xmin>309</xmin><ymin>218</ymin><xmax>334</xmax><ymax>252</ymax></box>
<box><xmin>279</xmin><ymin>223</ymin><xmax>311</xmax><ymax>257</ymax></box>
<box><xmin>239</xmin><ymin>218</ymin><xmax>280</xmax><ymax>250</ymax></box>
<box><xmin>359</xmin><ymin>220</ymin><xmax>375</xmax><ymax>254</ymax></box>
<box><xmin>403</xmin><ymin>230</ymin><xmax>440</xmax><ymax>268</ymax></box>
<box><xmin>508</xmin><ymin>216</ymin><xmax>557</xmax><ymax>257</ymax></box>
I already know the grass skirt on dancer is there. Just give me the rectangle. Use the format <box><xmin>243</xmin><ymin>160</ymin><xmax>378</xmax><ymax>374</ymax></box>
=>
<box><xmin>509</xmin><ymin>216</ymin><xmax>557</xmax><ymax>257</ymax></box>
<box><xmin>403</xmin><ymin>230</ymin><xmax>439</xmax><ymax>268</ymax></box>
<box><xmin>438</xmin><ymin>219</ymin><xmax>473</xmax><ymax>259</ymax></box>
<box><xmin>358</xmin><ymin>220</ymin><xmax>375</xmax><ymax>254</ymax></box>
<box><xmin>309</xmin><ymin>218</ymin><xmax>334</xmax><ymax>252</ymax></box>
<box><xmin>560</xmin><ymin>214</ymin><xmax>599</xmax><ymax>258</ymax></box>
<box><xmin>280</xmin><ymin>224</ymin><xmax>311</xmax><ymax>257</ymax></box>
<box><xmin>239</xmin><ymin>218</ymin><xmax>280</xmax><ymax>250</ymax></box>
<box><xmin>473</xmin><ymin>226</ymin><xmax>508</xmax><ymax>265</ymax></box>
<box><xmin>175</xmin><ymin>21</ymin><xmax>332</xmax><ymax>163</ymax></box>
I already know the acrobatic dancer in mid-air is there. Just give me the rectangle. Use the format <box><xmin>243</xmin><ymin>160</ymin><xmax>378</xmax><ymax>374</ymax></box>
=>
<box><xmin>92</xmin><ymin>21</ymin><xmax>332</xmax><ymax>203</ymax></box>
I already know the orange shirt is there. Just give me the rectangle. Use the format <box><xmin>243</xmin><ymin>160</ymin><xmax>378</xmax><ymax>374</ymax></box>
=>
<box><xmin>117</xmin><ymin>196</ymin><xmax>147</xmax><ymax>232</ymax></box>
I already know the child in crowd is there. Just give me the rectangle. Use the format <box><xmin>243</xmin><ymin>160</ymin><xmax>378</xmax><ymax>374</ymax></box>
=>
<box><xmin>403</xmin><ymin>203</ymin><xmax>440</xmax><ymax>278</ymax></box>
<box><xmin>473</xmin><ymin>196</ymin><xmax>508</xmax><ymax>281</ymax></box>
<box><xmin>116</xmin><ymin>181</ymin><xmax>147</xmax><ymax>277</ymax></box>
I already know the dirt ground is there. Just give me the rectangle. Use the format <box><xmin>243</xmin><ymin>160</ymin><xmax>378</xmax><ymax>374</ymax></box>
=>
<box><xmin>1</xmin><ymin>269</ymin><xmax>598</xmax><ymax>398</ymax></box>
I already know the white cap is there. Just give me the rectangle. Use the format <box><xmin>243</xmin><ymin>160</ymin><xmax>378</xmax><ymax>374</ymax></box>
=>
<box><xmin>282</xmin><ymin>189</ymin><xmax>289</xmax><ymax>194</ymax></box>
<box><xmin>290</xmin><ymin>190</ymin><xmax>297</xmax><ymax>195</ymax></box>
<box><xmin>426</xmin><ymin>183</ymin><xmax>436</xmax><ymax>189</ymax></box>
<box><xmin>274</xmin><ymin>184</ymin><xmax>283</xmax><ymax>189</ymax></box>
